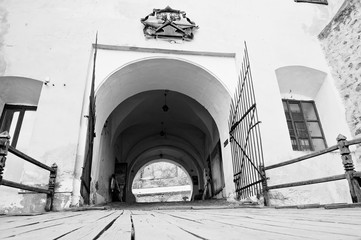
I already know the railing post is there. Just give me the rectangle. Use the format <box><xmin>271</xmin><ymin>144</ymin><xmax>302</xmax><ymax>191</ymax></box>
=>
<box><xmin>0</xmin><ymin>131</ymin><xmax>10</xmax><ymax>184</ymax></box>
<box><xmin>336</xmin><ymin>134</ymin><xmax>361</xmax><ymax>203</ymax></box>
<box><xmin>260</xmin><ymin>164</ymin><xmax>270</xmax><ymax>206</ymax></box>
<box><xmin>45</xmin><ymin>163</ymin><xmax>58</xmax><ymax>211</ymax></box>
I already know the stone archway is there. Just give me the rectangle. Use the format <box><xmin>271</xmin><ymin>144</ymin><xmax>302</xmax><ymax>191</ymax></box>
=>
<box><xmin>89</xmin><ymin>57</ymin><xmax>233</xmax><ymax>204</ymax></box>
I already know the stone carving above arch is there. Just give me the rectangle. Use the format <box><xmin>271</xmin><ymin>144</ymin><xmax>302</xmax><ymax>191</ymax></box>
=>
<box><xmin>141</xmin><ymin>6</ymin><xmax>198</xmax><ymax>41</ymax></box>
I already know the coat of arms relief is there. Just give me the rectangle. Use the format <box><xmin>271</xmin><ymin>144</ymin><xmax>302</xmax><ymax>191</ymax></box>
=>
<box><xmin>141</xmin><ymin>6</ymin><xmax>198</xmax><ymax>42</ymax></box>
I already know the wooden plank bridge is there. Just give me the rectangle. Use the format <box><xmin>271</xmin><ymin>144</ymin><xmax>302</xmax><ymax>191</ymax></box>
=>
<box><xmin>1</xmin><ymin>203</ymin><xmax>361</xmax><ymax>240</ymax></box>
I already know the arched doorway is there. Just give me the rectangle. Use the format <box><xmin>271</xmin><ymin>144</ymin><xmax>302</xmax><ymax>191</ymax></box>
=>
<box><xmin>131</xmin><ymin>160</ymin><xmax>193</xmax><ymax>203</ymax></box>
<box><xmin>86</xmin><ymin>57</ymin><xmax>233</xmax><ymax>204</ymax></box>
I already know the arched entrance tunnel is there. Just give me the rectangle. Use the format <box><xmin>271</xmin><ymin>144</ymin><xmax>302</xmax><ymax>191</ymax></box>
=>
<box><xmin>89</xmin><ymin>57</ymin><xmax>233</xmax><ymax>204</ymax></box>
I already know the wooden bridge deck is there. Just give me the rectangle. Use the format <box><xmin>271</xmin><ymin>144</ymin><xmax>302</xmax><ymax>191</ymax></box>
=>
<box><xmin>1</xmin><ymin>205</ymin><xmax>361</xmax><ymax>240</ymax></box>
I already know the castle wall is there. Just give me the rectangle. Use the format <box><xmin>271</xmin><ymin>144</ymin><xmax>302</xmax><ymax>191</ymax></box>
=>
<box><xmin>0</xmin><ymin>0</ymin><xmax>356</xmax><ymax>212</ymax></box>
<box><xmin>319</xmin><ymin>0</ymin><xmax>361</xmax><ymax>167</ymax></box>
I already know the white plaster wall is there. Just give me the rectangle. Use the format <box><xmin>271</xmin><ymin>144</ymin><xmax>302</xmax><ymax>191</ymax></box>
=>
<box><xmin>95</xmin><ymin>51</ymin><xmax>236</xmax><ymax>96</ymax></box>
<box><xmin>87</xmin><ymin>0</ymin><xmax>352</xmax><ymax>206</ymax></box>
<box><xmin>266</xmin><ymin>152</ymin><xmax>352</xmax><ymax>205</ymax></box>
<box><xmin>0</xmin><ymin>0</ymin><xmax>353</xmax><ymax>209</ymax></box>
<box><xmin>0</xmin><ymin>77</ymin><xmax>45</xmax><ymax>213</ymax></box>
<box><xmin>315</xmin><ymin>76</ymin><xmax>353</xmax><ymax>146</ymax></box>
<box><xmin>1</xmin><ymin>1</ymin><xmax>96</xmax><ymax>210</ymax></box>
<box><xmin>252</xmin><ymin>63</ymin><xmax>352</xmax><ymax>204</ymax></box>
<box><xmin>241</xmin><ymin>0</ymin><xmax>346</xmax><ymax>167</ymax></box>
<box><xmin>235</xmin><ymin>0</ymin><xmax>352</xmax><ymax>204</ymax></box>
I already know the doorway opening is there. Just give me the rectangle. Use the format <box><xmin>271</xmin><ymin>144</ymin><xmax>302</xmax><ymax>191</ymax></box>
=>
<box><xmin>85</xmin><ymin>58</ymin><xmax>232</xmax><ymax>205</ymax></box>
<box><xmin>93</xmin><ymin>89</ymin><xmax>225</xmax><ymax>203</ymax></box>
<box><xmin>132</xmin><ymin>160</ymin><xmax>192</xmax><ymax>203</ymax></box>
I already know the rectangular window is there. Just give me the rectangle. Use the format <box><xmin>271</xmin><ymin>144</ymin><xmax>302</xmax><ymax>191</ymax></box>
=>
<box><xmin>282</xmin><ymin>100</ymin><xmax>327</xmax><ymax>151</ymax></box>
<box><xmin>0</xmin><ymin>104</ymin><xmax>37</xmax><ymax>148</ymax></box>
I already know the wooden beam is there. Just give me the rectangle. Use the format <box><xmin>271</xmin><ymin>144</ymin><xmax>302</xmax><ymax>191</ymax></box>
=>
<box><xmin>294</xmin><ymin>0</ymin><xmax>328</xmax><ymax>5</ymax></box>
<box><xmin>275</xmin><ymin>203</ymin><xmax>322</xmax><ymax>209</ymax></box>
<box><xmin>264</xmin><ymin>137</ymin><xmax>361</xmax><ymax>171</ymax></box>
<box><xmin>267</xmin><ymin>174</ymin><xmax>346</xmax><ymax>190</ymax></box>
<box><xmin>297</xmin><ymin>203</ymin><xmax>322</xmax><ymax>209</ymax></box>
<box><xmin>94</xmin><ymin>44</ymin><xmax>236</xmax><ymax>58</ymax></box>
<box><xmin>274</xmin><ymin>205</ymin><xmax>298</xmax><ymax>209</ymax></box>
<box><xmin>324</xmin><ymin>203</ymin><xmax>361</xmax><ymax>209</ymax></box>
<box><xmin>264</xmin><ymin>145</ymin><xmax>338</xmax><ymax>171</ymax></box>
<box><xmin>8</xmin><ymin>146</ymin><xmax>54</xmax><ymax>172</ymax></box>
<box><xmin>345</xmin><ymin>138</ymin><xmax>361</xmax><ymax>146</ymax></box>
<box><xmin>1</xmin><ymin>179</ymin><xmax>50</xmax><ymax>194</ymax></box>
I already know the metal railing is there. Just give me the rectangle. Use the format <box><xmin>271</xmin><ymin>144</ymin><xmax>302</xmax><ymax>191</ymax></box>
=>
<box><xmin>0</xmin><ymin>131</ymin><xmax>57</xmax><ymax>211</ymax></box>
<box><xmin>261</xmin><ymin>134</ymin><xmax>361</xmax><ymax>206</ymax></box>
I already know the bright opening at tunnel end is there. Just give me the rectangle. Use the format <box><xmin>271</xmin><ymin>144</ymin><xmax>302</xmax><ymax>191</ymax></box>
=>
<box><xmin>132</xmin><ymin>161</ymin><xmax>193</xmax><ymax>203</ymax></box>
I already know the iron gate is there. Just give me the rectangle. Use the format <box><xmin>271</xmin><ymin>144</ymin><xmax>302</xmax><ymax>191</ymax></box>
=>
<box><xmin>229</xmin><ymin>42</ymin><xmax>266</xmax><ymax>202</ymax></box>
<box><xmin>80</xmin><ymin>34</ymin><xmax>97</xmax><ymax>204</ymax></box>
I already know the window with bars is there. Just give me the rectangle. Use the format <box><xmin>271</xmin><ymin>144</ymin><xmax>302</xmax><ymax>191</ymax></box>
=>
<box><xmin>282</xmin><ymin>99</ymin><xmax>327</xmax><ymax>151</ymax></box>
<box><xmin>0</xmin><ymin>104</ymin><xmax>37</xmax><ymax>148</ymax></box>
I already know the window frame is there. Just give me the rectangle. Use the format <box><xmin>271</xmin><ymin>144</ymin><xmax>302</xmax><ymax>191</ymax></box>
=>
<box><xmin>0</xmin><ymin>104</ymin><xmax>37</xmax><ymax>148</ymax></box>
<box><xmin>282</xmin><ymin>99</ymin><xmax>327</xmax><ymax>151</ymax></box>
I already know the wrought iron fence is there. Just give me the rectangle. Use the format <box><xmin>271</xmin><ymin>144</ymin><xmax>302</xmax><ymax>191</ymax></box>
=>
<box><xmin>229</xmin><ymin>42</ymin><xmax>266</xmax><ymax>202</ymax></box>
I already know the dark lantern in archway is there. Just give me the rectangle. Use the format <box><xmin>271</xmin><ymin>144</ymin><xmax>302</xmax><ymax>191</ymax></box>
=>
<box><xmin>162</xmin><ymin>90</ymin><xmax>169</xmax><ymax>112</ymax></box>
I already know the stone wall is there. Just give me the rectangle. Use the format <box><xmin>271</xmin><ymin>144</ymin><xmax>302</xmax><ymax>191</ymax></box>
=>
<box><xmin>132</xmin><ymin>162</ymin><xmax>190</xmax><ymax>190</ymax></box>
<box><xmin>319</xmin><ymin>0</ymin><xmax>361</xmax><ymax>166</ymax></box>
